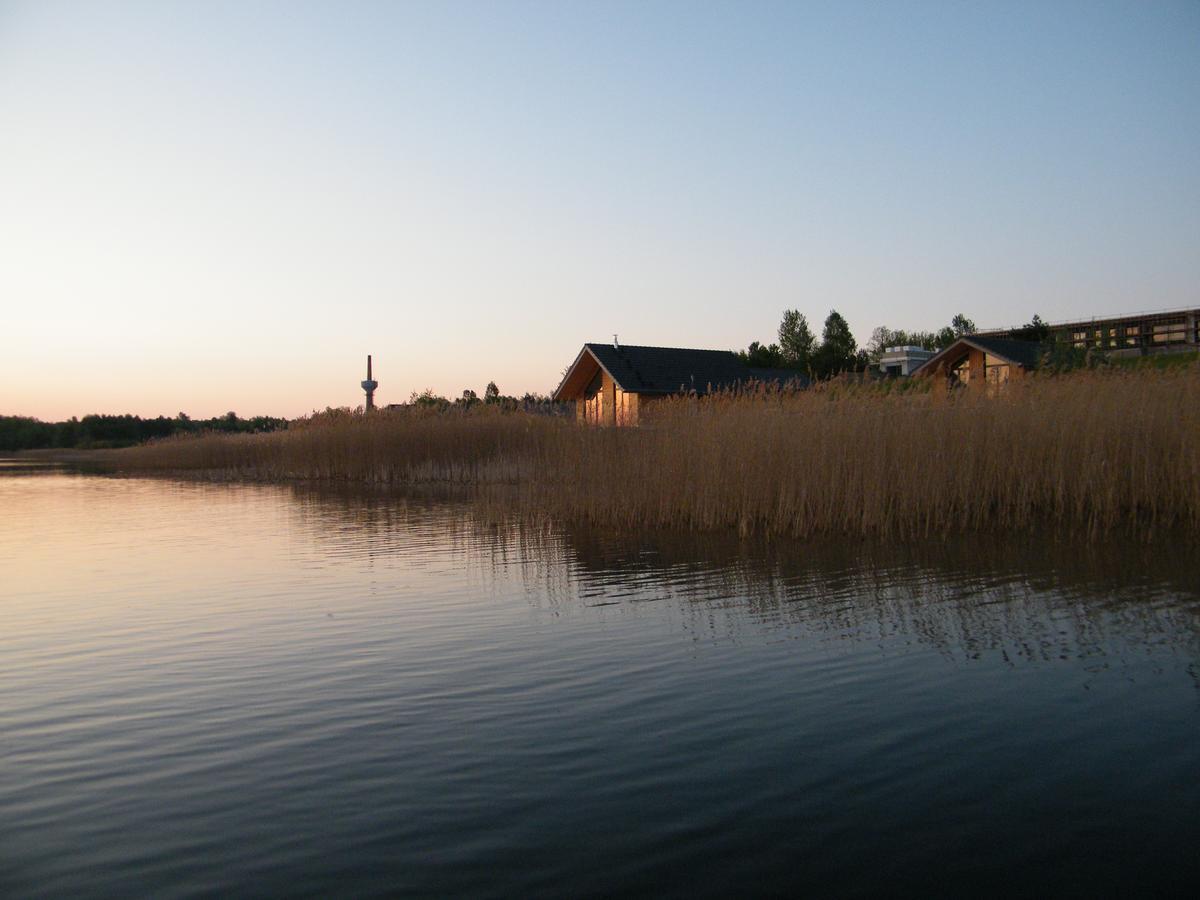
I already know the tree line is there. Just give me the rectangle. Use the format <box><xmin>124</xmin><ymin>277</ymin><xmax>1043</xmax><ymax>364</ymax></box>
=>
<box><xmin>405</xmin><ymin>382</ymin><xmax>569</xmax><ymax>415</ymax></box>
<box><xmin>736</xmin><ymin>309</ymin><xmax>1060</xmax><ymax>379</ymax></box>
<box><xmin>0</xmin><ymin>412</ymin><xmax>289</xmax><ymax>451</ymax></box>
<box><xmin>4</xmin><ymin>313</ymin><xmax>1063</xmax><ymax>452</ymax></box>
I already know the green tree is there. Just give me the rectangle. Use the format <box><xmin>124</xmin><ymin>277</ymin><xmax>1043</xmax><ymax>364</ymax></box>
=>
<box><xmin>738</xmin><ymin>341</ymin><xmax>784</xmax><ymax>368</ymax></box>
<box><xmin>54</xmin><ymin>417</ymin><xmax>80</xmax><ymax>448</ymax></box>
<box><xmin>410</xmin><ymin>389</ymin><xmax>448</xmax><ymax>408</ymax></box>
<box><xmin>932</xmin><ymin>313</ymin><xmax>977</xmax><ymax>349</ymax></box>
<box><xmin>908</xmin><ymin>330</ymin><xmax>938</xmax><ymax>349</ymax></box>
<box><xmin>778</xmin><ymin>309</ymin><xmax>815</xmax><ymax>370</ymax></box>
<box><xmin>484</xmin><ymin>381</ymin><xmax>500</xmax><ymax>403</ymax></box>
<box><xmin>1012</xmin><ymin>314</ymin><xmax>1050</xmax><ymax>342</ymax></box>
<box><xmin>867</xmin><ymin>326</ymin><xmax>937</xmax><ymax>360</ymax></box>
<box><xmin>866</xmin><ymin>326</ymin><xmax>898</xmax><ymax>361</ymax></box>
<box><xmin>813</xmin><ymin>310</ymin><xmax>858</xmax><ymax>377</ymax></box>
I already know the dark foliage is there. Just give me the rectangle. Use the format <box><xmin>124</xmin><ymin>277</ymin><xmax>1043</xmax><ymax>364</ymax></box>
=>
<box><xmin>738</xmin><ymin>309</ymin><xmax>869</xmax><ymax>379</ymax></box>
<box><xmin>737</xmin><ymin>341</ymin><xmax>785</xmax><ymax>368</ymax></box>
<box><xmin>1011</xmin><ymin>314</ymin><xmax>1051</xmax><ymax>342</ymax></box>
<box><xmin>866</xmin><ymin>313</ymin><xmax>977</xmax><ymax>361</ymax></box>
<box><xmin>406</xmin><ymin>384</ymin><xmax>570</xmax><ymax>416</ymax></box>
<box><xmin>0</xmin><ymin>412</ymin><xmax>289</xmax><ymax>451</ymax></box>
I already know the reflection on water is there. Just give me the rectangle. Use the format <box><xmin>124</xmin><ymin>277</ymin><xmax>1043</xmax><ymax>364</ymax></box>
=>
<box><xmin>2</xmin><ymin>472</ymin><xmax>1199</xmax><ymax>898</ymax></box>
<box><xmin>285</xmin><ymin>482</ymin><xmax>1200</xmax><ymax>673</ymax></box>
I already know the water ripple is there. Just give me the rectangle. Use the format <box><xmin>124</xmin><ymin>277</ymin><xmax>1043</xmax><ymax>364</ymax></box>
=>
<box><xmin>1</xmin><ymin>471</ymin><xmax>1198</xmax><ymax>897</ymax></box>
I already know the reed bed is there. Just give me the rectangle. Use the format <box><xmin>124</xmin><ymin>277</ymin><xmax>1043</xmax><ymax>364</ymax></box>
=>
<box><xmin>113</xmin><ymin>405</ymin><xmax>559</xmax><ymax>483</ymax></box>
<box><xmin>109</xmin><ymin>368</ymin><xmax>1200</xmax><ymax>539</ymax></box>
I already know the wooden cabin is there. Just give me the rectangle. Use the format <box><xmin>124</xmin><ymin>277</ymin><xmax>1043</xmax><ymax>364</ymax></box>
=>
<box><xmin>553</xmin><ymin>341</ymin><xmax>804</xmax><ymax>426</ymax></box>
<box><xmin>914</xmin><ymin>335</ymin><xmax>1043</xmax><ymax>389</ymax></box>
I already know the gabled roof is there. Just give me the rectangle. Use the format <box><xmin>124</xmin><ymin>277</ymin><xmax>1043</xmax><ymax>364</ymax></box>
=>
<box><xmin>914</xmin><ymin>335</ymin><xmax>1045</xmax><ymax>376</ymax></box>
<box><xmin>553</xmin><ymin>343</ymin><xmax>807</xmax><ymax>401</ymax></box>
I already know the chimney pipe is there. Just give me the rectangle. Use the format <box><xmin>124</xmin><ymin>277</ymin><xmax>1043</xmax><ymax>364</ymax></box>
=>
<box><xmin>613</xmin><ymin>334</ymin><xmax>619</xmax><ymax>350</ymax></box>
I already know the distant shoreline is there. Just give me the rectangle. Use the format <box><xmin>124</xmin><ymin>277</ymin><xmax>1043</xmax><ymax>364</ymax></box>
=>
<box><xmin>6</xmin><ymin>448</ymin><xmax>120</xmax><ymax>466</ymax></box>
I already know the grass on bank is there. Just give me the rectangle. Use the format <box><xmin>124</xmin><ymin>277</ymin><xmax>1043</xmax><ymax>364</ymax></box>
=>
<box><xmin>108</xmin><ymin>367</ymin><xmax>1200</xmax><ymax>539</ymax></box>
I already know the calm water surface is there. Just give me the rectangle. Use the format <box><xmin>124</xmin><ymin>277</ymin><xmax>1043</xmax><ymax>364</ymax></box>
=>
<box><xmin>2</xmin><ymin>470</ymin><xmax>1198</xmax><ymax>897</ymax></box>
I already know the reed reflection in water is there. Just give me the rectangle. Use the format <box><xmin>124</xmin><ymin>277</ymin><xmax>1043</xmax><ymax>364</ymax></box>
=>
<box><xmin>2</xmin><ymin>472</ymin><xmax>1198</xmax><ymax>898</ymax></box>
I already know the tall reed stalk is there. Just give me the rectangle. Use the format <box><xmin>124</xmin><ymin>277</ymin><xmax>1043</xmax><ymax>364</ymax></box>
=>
<box><xmin>109</xmin><ymin>368</ymin><xmax>1200</xmax><ymax>539</ymax></box>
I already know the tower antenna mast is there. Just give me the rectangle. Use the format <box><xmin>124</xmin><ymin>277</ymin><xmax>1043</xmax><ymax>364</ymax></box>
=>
<box><xmin>361</xmin><ymin>355</ymin><xmax>378</xmax><ymax>411</ymax></box>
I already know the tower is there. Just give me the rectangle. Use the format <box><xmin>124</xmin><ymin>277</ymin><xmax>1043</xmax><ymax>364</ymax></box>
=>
<box><xmin>361</xmin><ymin>354</ymin><xmax>378</xmax><ymax>411</ymax></box>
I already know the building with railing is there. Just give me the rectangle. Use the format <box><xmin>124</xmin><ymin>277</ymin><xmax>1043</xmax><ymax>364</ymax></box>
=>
<box><xmin>878</xmin><ymin>345</ymin><xmax>935</xmax><ymax>377</ymax></box>
<box><xmin>981</xmin><ymin>307</ymin><xmax>1199</xmax><ymax>356</ymax></box>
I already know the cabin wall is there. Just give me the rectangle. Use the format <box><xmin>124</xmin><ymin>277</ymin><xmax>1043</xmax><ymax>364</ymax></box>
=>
<box><xmin>627</xmin><ymin>391</ymin><xmax>639</xmax><ymax>426</ymax></box>
<box><xmin>968</xmin><ymin>348</ymin><xmax>985</xmax><ymax>387</ymax></box>
<box><xmin>945</xmin><ymin>347</ymin><xmax>1025</xmax><ymax>393</ymax></box>
<box><xmin>615</xmin><ymin>388</ymin><xmax>640</xmax><ymax>426</ymax></box>
<box><xmin>579</xmin><ymin>383</ymin><xmax>645</xmax><ymax>426</ymax></box>
<box><xmin>581</xmin><ymin>369</ymin><xmax>605</xmax><ymax>424</ymax></box>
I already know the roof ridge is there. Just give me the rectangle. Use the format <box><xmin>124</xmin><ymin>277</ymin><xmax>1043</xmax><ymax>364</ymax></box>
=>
<box><xmin>583</xmin><ymin>342</ymin><xmax>737</xmax><ymax>354</ymax></box>
<box><xmin>911</xmin><ymin>334</ymin><xmax>1044</xmax><ymax>376</ymax></box>
<box><xmin>555</xmin><ymin>342</ymin><xmax>807</xmax><ymax>400</ymax></box>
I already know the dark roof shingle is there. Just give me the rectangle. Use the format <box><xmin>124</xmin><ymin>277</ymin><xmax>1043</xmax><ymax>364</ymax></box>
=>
<box><xmin>963</xmin><ymin>335</ymin><xmax>1045</xmax><ymax>369</ymax></box>
<box><xmin>582</xmin><ymin>343</ymin><xmax>806</xmax><ymax>394</ymax></box>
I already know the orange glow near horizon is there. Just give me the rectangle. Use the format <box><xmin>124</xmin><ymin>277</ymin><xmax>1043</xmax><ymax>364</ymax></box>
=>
<box><xmin>3</xmin><ymin>2</ymin><xmax>1197</xmax><ymax>422</ymax></box>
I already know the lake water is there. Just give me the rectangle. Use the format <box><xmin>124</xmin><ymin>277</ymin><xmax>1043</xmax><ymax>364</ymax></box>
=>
<box><xmin>2</xmin><ymin>468</ymin><xmax>1198</xmax><ymax>898</ymax></box>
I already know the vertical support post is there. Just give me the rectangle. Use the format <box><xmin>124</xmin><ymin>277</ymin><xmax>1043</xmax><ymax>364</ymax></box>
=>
<box><xmin>968</xmin><ymin>348</ymin><xmax>985</xmax><ymax>390</ymax></box>
<box><xmin>603</xmin><ymin>372</ymin><xmax>616</xmax><ymax>426</ymax></box>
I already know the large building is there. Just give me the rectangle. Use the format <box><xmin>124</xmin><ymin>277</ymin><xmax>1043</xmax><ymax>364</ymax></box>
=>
<box><xmin>983</xmin><ymin>307</ymin><xmax>1199</xmax><ymax>356</ymax></box>
<box><xmin>553</xmin><ymin>341</ymin><xmax>804</xmax><ymax>426</ymax></box>
<box><xmin>914</xmin><ymin>307</ymin><xmax>1199</xmax><ymax>388</ymax></box>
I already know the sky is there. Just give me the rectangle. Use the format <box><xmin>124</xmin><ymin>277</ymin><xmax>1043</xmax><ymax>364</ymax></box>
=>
<box><xmin>1</xmin><ymin>0</ymin><xmax>1197</xmax><ymax>419</ymax></box>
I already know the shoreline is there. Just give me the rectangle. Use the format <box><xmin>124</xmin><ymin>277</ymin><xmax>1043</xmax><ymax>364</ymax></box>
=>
<box><xmin>8</xmin><ymin>367</ymin><xmax>1198</xmax><ymax>541</ymax></box>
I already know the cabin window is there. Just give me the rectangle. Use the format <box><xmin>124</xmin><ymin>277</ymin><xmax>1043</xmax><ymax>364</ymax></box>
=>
<box><xmin>981</xmin><ymin>354</ymin><xmax>1010</xmax><ymax>386</ymax></box>
<box><xmin>949</xmin><ymin>355</ymin><xmax>972</xmax><ymax>383</ymax></box>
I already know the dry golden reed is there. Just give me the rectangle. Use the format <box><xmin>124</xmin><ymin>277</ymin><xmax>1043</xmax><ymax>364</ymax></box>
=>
<box><xmin>110</xmin><ymin>368</ymin><xmax>1200</xmax><ymax>539</ymax></box>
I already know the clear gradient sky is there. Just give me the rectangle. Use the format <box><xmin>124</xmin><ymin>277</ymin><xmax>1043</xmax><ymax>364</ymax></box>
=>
<box><xmin>2</xmin><ymin>0</ymin><xmax>1197</xmax><ymax>419</ymax></box>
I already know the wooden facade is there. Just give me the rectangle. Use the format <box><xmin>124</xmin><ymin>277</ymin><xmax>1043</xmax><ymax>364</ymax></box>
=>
<box><xmin>570</xmin><ymin>359</ymin><xmax>648</xmax><ymax>426</ymax></box>
<box><xmin>915</xmin><ymin>336</ymin><xmax>1041</xmax><ymax>391</ymax></box>
<box><xmin>578</xmin><ymin>367</ymin><xmax>639</xmax><ymax>426</ymax></box>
